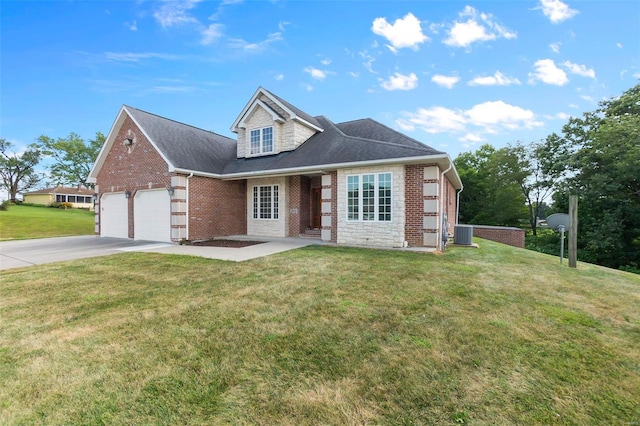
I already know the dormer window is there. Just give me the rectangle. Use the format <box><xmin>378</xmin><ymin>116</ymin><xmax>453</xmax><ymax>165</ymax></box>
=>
<box><xmin>250</xmin><ymin>126</ymin><xmax>273</xmax><ymax>155</ymax></box>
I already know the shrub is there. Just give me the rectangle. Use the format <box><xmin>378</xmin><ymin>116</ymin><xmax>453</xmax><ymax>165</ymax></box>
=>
<box><xmin>0</xmin><ymin>200</ymin><xmax>11</xmax><ymax>211</ymax></box>
<box><xmin>48</xmin><ymin>202</ymin><xmax>74</xmax><ymax>209</ymax></box>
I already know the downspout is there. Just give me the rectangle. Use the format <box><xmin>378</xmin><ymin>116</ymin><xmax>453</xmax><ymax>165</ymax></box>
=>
<box><xmin>456</xmin><ymin>185</ymin><xmax>464</xmax><ymax>225</ymax></box>
<box><xmin>439</xmin><ymin>161</ymin><xmax>453</xmax><ymax>252</ymax></box>
<box><xmin>185</xmin><ymin>172</ymin><xmax>193</xmax><ymax>240</ymax></box>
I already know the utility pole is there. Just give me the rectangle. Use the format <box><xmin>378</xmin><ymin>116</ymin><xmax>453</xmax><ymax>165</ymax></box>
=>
<box><xmin>569</xmin><ymin>195</ymin><xmax>578</xmax><ymax>268</ymax></box>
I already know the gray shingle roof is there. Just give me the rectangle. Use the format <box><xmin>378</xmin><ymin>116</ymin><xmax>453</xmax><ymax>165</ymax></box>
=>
<box><xmin>126</xmin><ymin>106</ymin><xmax>236</xmax><ymax>174</ymax></box>
<box><xmin>261</xmin><ymin>88</ymin><xmax>323</xmax><ymax>130</ymax></box>
<box><xmin>221</xmin><ymin>116</ymin><xmax>443</xmax><ymax>174</ymax></box>
<box><xmin>125</xmin><ymin>102</ymin><xmax>445</xmax><ymax>177</ymax></box>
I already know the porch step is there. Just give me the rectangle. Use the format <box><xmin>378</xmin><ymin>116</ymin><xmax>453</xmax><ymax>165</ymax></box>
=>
<box><xmin>300</xmin><ymin>229</ymin><xmax>322</xmax><ymax>239</ymax></box>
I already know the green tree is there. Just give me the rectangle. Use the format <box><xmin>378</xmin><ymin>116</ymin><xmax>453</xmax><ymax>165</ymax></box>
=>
<box><xmin>499</xmin><ymin>137</ymin><xmax>568</xmax><ymax>236</ymax></box>
<box><xmin>556</xmin><ymin>84</ymin><xmax>640</xmax><ymax>271</ymax></box>
<box><xmin>37</xmin><ymin>132</ymin><xmax>104</xmax><ymax>188</ymax></box>
<box><xmin>0</xmin><ymin>139</ymin><xmax>43</xmax><ymax>202</ymax></box>
<box><xmin>454</xmin><ymin>144</ymin><xmax>527</xmax><ymax>226</ymax></box>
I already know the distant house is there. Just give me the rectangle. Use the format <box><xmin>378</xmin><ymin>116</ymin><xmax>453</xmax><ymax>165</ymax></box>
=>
<box><xmin>88</xmin><ymin>87</ymin><xmax>463</xmax><ymax>249</ymax></box>
<box><xmin>23</xmin><ymin>186</ymin><xmax>94</xmax><ymax>209</ymax></box>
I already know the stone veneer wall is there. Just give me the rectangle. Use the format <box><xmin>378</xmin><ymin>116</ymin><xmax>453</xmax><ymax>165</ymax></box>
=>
<box><xmin>320</xmin><ymin>173</ymin><xmax>337</xmax><ymax>242</ymax></box>
<box><xmin>336</xmin><ymin>165</ymin><xmax>405</xmax><ymax>247</ymax></box>
<box><xmin>246</xmin><ymin>176</ymin><xmax>288</xmax><ymax>237</ymax></box>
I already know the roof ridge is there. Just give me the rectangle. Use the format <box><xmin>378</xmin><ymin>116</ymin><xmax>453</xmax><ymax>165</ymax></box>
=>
<box><xmin>318</xmin><ymin>116</ymin><xmax>436</xmax><ymax>152</ymax></box>
<box><xmin>124</xmin><ymin>105</ymin><xmax>235</xmax><ymax>142</ymax></box>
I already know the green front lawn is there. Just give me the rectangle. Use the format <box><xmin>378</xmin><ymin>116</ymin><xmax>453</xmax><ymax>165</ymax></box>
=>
<box><xmin>1</xmin><ymin>241</ymin><xmax>638</xmax><ymax>424</ymax></box>
<box><xmin>0</xmin><ymin>204</ymin><xmax>95</xmax><ymax>240</ymax></box>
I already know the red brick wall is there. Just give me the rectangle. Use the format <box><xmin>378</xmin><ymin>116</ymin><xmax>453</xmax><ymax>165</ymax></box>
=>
<box><xmin>404</xmin><ymin>164</ymin><xmax>424</xmax><ymax>247</ymax></box>
<box><xmin>95</xmin><ymin>116</ymin><xmax>171</xmax><ymax>238</ymax></box>
<box><xmin>472</xmin><ymin>225</ymin><xmax>525</xmax><ymax>248</ymax></box>
<box><xmin>188</xmin><ymin>176</ymin><xmax>246</xmax><ymax>240</ymax></box>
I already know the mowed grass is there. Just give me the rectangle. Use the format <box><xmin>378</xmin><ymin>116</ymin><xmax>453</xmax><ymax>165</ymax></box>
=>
<box><xmin>1</xmin><ymin>241</ymin><xmax>639</xmax><ymax>425</ymax></box>
<box><xmin>0</xmin><ymin>204</ymin><xmax>95</xmax><ymax>240</ymax></box>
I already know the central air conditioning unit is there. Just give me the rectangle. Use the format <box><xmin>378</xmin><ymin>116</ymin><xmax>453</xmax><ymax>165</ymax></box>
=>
<box><xmin>454</xmin><ymin>225</ymin><xmax>474</xmax><ymax>245</ymax></box>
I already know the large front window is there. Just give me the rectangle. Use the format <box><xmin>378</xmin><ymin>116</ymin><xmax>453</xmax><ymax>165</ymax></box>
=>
<box><xmin>347</xmin><ymin>173</ymin><xmax>392</xmax><ymax>221</ymax></box>
<box><xmin>253</xmin><ymin>185</ymin><xmax>279</xmax><ymax>219</ymax></box>
<box><xmin>250</xmin><ymin>126</ymin><xmax>274</xmax><ymax>155</ymax></box>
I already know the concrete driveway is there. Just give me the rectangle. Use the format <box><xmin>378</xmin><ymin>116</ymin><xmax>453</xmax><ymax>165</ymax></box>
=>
<box><xmin>0</xmin><ymin>236</ymin><xmax>173</xmax><ymax>270</ymax></box>
<box><xmin>0</xmin><ymin>235</ymin><xmax>320</xmax><ymax>271</ymax></box>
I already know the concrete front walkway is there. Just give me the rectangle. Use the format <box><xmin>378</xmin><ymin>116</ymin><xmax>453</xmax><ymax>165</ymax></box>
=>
<box><xmin>126</xmin><ymin>236</ymin><xmax>324</xmax><ymax>262</ymax></box>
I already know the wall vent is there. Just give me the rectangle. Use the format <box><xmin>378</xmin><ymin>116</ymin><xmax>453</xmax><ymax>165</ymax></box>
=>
<box><xmin>454</xmin><ymin>225</ymin><xmax>474</xmax><ymax>245</ymax></box>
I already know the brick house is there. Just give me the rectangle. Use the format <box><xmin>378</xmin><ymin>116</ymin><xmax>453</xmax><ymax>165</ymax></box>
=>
<box><xmin>88</xmin><ymin>87</ymin><xmax>463</xmax><ymax>250</ymax></box>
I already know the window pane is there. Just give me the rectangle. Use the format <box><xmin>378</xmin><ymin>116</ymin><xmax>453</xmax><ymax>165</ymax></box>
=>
<box><xmin>250</xmin><ymin>130</ymin><xmax>260</xmax><ymax>154</ymax></box>
<box><xmin>273</xmin><ymin>185</ymin><xmax>279</xmax><ymax>219</ymax></box>
<box><xmin>347</xmin><ymin>176</ymin><xmax>359</xmax><ymax>220</ymax></box>
<box><xmin>253</xmin><ymin>187</ymin><xmax>258</xmax><ymax>218</ymax></box>
<box><xmin>262</xmin><ymin>127</ymin><xmax>273</xmax><ymax>153</ymax></box>
<box><xmin>378</xmin><ymin>173</ymin><xmax>392</xmax><ymax>221</ymax></box>
<box><xmin>260</xmin><ymin>186</ymin><xmax>272</xmax><ymax>219</ymax></box>
<box><xmin>362</xmin><ymin>174</ymin><xmax>375</xmax><ymax>221</ymax></box>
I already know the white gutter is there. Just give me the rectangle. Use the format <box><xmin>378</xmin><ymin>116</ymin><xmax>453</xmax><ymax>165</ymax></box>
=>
<box><xmin>439</xmin><ymin>161</ymin><xmax>453</xmax><ymax>252</ymax></box>
<box><xmin>185</xmin><ymin>172</ymin><xmax>193</xmax><ymax>240</ymax></box>
<box><xmin>173</xmin><ymin>153</ymin><xmax>459</xmax><ymax>182</ymax></box>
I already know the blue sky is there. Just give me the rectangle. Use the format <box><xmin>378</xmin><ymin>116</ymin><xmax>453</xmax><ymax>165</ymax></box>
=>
<box><xmin>1</xmin><ymin>0</ymin><xmax>638</xmax><ymax>169</ymax></box>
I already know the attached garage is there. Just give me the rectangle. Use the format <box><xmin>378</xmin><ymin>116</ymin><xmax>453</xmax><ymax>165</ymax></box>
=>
<box><xmin>100</xmin><ymin>192</ymin><xmax>129</xmax><ymax>238</ymax></box>
<box><xmin>134</xmin><ymin>189</ymin><xmax>171</xmax><ymax>242</ymax></box>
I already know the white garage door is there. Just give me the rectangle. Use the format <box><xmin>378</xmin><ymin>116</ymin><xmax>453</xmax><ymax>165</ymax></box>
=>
<box><xmin>134</xmin><ymin>189</ymin><xmax>171</xmax><ymax>242</ymax></box>
<box><xmin>100</xmin><ymin>192</ymin><xmax>129</xmax><ymax>238</ymax></box>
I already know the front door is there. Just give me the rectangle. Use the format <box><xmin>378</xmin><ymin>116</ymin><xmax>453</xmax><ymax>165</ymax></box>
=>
<box><xmin>312</xmin><ymin>188</ymin><xmax>321</xmax><ymax>229</ymax></box>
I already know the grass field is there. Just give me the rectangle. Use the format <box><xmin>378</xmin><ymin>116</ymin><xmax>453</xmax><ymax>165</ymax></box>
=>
<box><xmin>0</xmin><ymin>204</ymin><xmax>95</xmax><ymax>240</ymax></box>
<box><xmin>1</xmin><ymin>241</ymin><xmax>639</xmax><ymax>425</ymax></box>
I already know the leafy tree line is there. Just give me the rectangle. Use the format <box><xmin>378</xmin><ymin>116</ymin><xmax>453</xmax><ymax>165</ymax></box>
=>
<box><xmin>0</xmin><ymin>132</ymin><xmax>104</xmax><ymax>201</ymax></box>
<box><xmin>455</xmin><ymin>83</ymin><xmax>640</xmax><ymax>272</ymax></box>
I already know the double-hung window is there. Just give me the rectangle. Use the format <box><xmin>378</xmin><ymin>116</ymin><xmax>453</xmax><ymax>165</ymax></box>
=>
<box><xmin>347</xmin><ymin>173</ymin><xmax>392</xmax><ymax>222</ymax></box>
<box><xmin>253</xmin><ymin>185</ymin><xmax>279</xmax><ymax>219</ymax></box>
<box><xmin>250</xmin><ymin>126</ymin><xmax>273</xmax><ymax>155</ymax></box>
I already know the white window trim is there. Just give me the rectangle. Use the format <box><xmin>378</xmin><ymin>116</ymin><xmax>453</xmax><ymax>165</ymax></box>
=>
<box><xmin>252</xmin><ymin>185</ymin><xmax>279</xmax><ymax>220</ymax></box>
<box><xmin>346</xmin><ymin>172</ymin><xmax>393</xmax><ymax>222</ymax></box>
<box><xmin>249</xmin><ymin>126</ymin><xmax>274</xmax><ymax>156</ymax></box>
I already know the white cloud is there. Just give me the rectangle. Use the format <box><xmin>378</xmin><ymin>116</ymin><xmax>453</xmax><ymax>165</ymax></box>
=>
<box><xmin>468</xmin><ymin>71</ymin><xmax>521</xmax><ymax>86</ymax></box>
<box><xmin>304</xmin><ymin>66</ymin><xmax>329</xmax><ymax>80</ymax></box>
<box><xmin>320</xmin><ymin>58</ymin><xmax>331</xmax><ymax>65</ymax></box>
<box><xmin>227</xmin><ymin>32</ymin><xmax>283</xmax><ymax>52</ymax></box>
<box><xmin>467</xmin><ymin>101</ymin><xmax>543</xmax><ymax>131</ymax></box>
<box><xmin>154</xmin><ymin>0</ymin><xmax>201</xmax><ymax>28</ymax></box>
<box><xmin>303</xmin><ymin>84</ymin><xmax>313</xmax><ymax>92</ymax></box>
<box><xmin>460</xmin><ymin>133</ymin><xmax>485</xmax><ymax>143</ymax></box>
<box><xmin>528</xmin><ymin>59</ymin><xmax>569</xmax><ymax>85</ymax></box>
<box><xmin>549</xmin><ymin>42</ymin><xmax>561</xmax><ymax>53</ymax></box>
<box><xmin>397</xmin><ymin>106</ymin><xmax>467</xmax><ymax>133</ymax></box>
<box><xmin>124</xmin><ymin>20</ymin><xmax>137</xmax><ymax>31</ymax></box>
<box><xmin>349</xmin><ymin>71</ymin><xmax>360</xmax><ymax>78</ymax></box>
<box><xmin>372</xmin><ymin>12</ymin><xmax>428</xmax><ymax>52</ymax></box>
<box><xmin>359</xmin><ymin>51</ymin><xmax>376</xmax><ymax>73</ymax></box>
<box><xmin>431</xmin><ymin>74</ymin><xmax>460</xmax><ymax>89</ymax></box>
<box><xmin>538</xmin><ymin>0</ymin><xmax>579</xmax><ymax>24</ymax></box>
<box><xmin>381</xmin><ymin>72</ymin><xmax>418</xmax><ymax>91</ymax></box>
<box><xmin>396</xmin><ymin>100</ymin><xmax>542</xmax><ymax>138</ymax></box>
<box><xmin>274</xmin><ymin>74</ymin><xmax>284</xmax><ymax>81</ymax></box>
<box><xmin>444</xmin><ymin>6</ymin><xmax>516</xmax><ymax>48</ymax></box>
<box><xmin>562</xmin><ymin>61</ymin><xmax>596</xmax><ymax>78</ymax></box>
<box><xmin>201</xmin><ymin>23</ymin><xmax>223</xmax><ymax>45</ymax></box>
<box><xmin>617</xmin><ymin>42</ymin><xmax>623</xmax><ymax>49</ymax></box>
<box><xmin>633</xmin><ymin>72</ymin><xmax>640</xmax><ymax>79</ymax></box>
